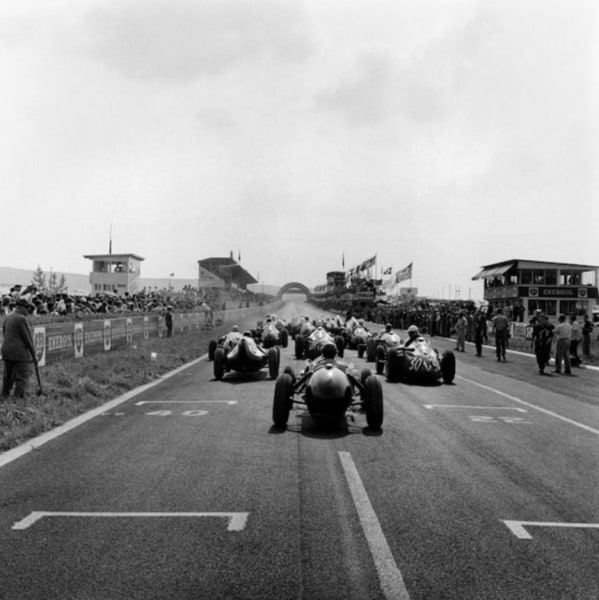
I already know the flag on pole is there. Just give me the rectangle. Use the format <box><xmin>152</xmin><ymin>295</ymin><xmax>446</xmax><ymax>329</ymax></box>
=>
<box><xmin>394</xmin><ymin>262</ymin><xmax>412</xmax><ymax>284</ymax></box>
<box><xmin>360</xmin><ymin>254</ymin><xmax>377</xmax><ymax>271</ymax></box>
<box><xmin>383</xmin><ymin>266</ymin><xmax>392</xmax><ymax>275</ymax></box>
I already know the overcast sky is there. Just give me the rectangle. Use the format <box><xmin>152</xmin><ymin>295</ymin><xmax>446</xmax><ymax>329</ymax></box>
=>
<box><xmin>1</xmin><ymin>0</ymin><xmax>597</xmax><ymax>299</ymax></box>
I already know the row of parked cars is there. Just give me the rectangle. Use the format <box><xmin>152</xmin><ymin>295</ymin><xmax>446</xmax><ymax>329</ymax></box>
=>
<box><xmin>207</xmin><ymin>314</ymin><xmax>457</xmax><ymax>435</ymax></box>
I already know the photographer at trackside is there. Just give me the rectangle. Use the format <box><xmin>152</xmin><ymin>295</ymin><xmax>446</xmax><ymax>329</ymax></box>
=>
<box><xmin>1</xmin><ymin>298</ymin><xmax>38</xmax><ymax>399</ymax></box>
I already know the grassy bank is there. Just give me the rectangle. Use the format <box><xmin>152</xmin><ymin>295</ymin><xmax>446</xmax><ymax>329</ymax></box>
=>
<box><xmin>0</xmin><ymin>326</ymin><xmax>226</xmax><ymax>453</ymax></box>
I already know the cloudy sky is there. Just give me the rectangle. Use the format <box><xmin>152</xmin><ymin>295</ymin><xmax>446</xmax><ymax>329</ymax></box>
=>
<box><xmin>1</xmin><ymin>0</ymin><xmax>597</xmax><ymax>299</ymax></box>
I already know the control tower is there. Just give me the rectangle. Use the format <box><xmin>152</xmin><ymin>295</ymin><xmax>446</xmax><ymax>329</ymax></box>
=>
<box><xmin>83</xmin><ymin>253</ymin><xmax>144</xmax><ymax>295</ymax></box>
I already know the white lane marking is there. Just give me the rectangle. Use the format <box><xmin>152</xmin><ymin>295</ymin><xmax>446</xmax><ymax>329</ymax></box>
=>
<box><xmin>338</xmin><ymin>451</ymin><xmax>411</xmax><ymax>600</ymax></box>
<box><xmin>424</xmin><ymin>404</ymin><xmax>527</xmax><ymax>412</ymax></box>
<box><xmin>457</xmin><ymin>375</ymin><xmax>599</xmax><ymax>436</ymax></box>
<box><xmin>135</xmin><ymin>400</ymin><xmax>237</xmax><ymax>405</ymax></box>
<box><xmin>502</xmin><ymin>520</ymin><xmax>599</xmax><ymax>540</ymax></box>
<box><xmin>12</xmin><ymin>511</ymin><xmax>249</xmax><ymax>532</ymax></box>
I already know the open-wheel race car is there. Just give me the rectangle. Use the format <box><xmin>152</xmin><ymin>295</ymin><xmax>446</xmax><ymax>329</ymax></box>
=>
<box><xmin>209</xmin><ymin>332</ymin><xmax>280</xmax><ymax>381</ymax></box>
<box><xmin>384</xmin><ymin>335</ymin><xmax>455</xmax><ymax>384</ymax></box>
<box><xmin>253</xmin><ymin>317</ymin><xmax>289</xmax><ymax>349</ymax></box>
<box><xmin>346</xmin><ymin>324</ymin><xmax>371</xmax><ymax>358</ymax></box>
<box><xmin>272</xmin><ymin>343</ymin><xmax>383</xmax><ymax>432</ymax></box>
<box><xmin>295</xmin><ymin>326</ymin><xmax>345</xmax><ymax>360</ymax></box>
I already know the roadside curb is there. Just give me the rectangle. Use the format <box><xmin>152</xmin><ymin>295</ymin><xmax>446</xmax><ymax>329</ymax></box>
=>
<box><xmin>0</xmin><ymin>353</ymin><xmax>209</xmax><ymax>469</ymax></box>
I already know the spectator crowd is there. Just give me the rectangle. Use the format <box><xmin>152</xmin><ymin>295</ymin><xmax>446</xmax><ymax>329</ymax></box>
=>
<box><xmin>1</xmin><ymin>284</ymin><xmax>271</xmax><ymax>322</ymax></box>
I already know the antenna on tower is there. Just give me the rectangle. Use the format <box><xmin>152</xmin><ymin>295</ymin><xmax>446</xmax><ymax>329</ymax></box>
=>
<box><xmin>109</xmin><ymin>224</ymin><xmax>113</xmax><ymax>255</ymax></box>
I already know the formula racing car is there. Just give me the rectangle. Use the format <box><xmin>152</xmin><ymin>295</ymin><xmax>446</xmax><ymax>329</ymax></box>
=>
<box><xmin>384</xmin><ymin>333</ymin><xmax>455</xmax><ymax>384</ymax></box>
<box><xmin>295</xmin><ymin>326</ymin><xmax>345</xmax><ymax>360</ymax></box>
<box><xmin>272</xmin><ymin>343</ymin><xmax>383</xmax><ymax>432</ymax></box>
<box><xmin>209</xmin><ymin>330</ymin><xmax>280</xmax><ymax>381</ymax></box>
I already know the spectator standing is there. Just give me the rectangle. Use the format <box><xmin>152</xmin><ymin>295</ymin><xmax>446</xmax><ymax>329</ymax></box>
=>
<box><xmin>165</xmin><ymin>306</ymin><xmax>174</xmax><ymax>338</ymax></box>
<box><xmin>491</xmin><ymin>308</ymin><xmax>509</xmax><ymax>361</ymax></box>
<box><xmin>473</xmin><ymin>310</ymin><xmax>488</xmax><ymax>357</ymax></box>
<box><xmin>531</xmin><ymin>314</ymin><xmax>554</xmax><ymax>375</ymax></box>
<box><xmin>569</xmin><ymin>314</ymin><xmax>582</xmax><ymax>367</ymax></box>
<box><xmin>553</xmin><ymin>314</ymin><xmax>572</xmax><ymax>375</ymax></box>
<box><xmin>454</xmin><ymin>311</ymin><xmax>468</xmax><ymax>352</ymax></box>
<box><xmin>1</xmin><ymin>298</ymin><xmax>38</xmax><ymax>399</ymax></box>
<box><xmin>582</xmin><ymin>314</ymin><xmax>594</xmax><ymax>360</ymax></box>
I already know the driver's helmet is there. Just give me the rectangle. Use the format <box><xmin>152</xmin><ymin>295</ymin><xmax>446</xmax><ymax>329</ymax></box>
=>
<box><xmin>407</xmin><ymin>325</ymin><xmax>419</xmax><ymax>337</ymax></box>
<box><xmin>385</xmin><ymin>323</ymin><xmax>392</xmax><ymax>332</ymax></box>
<box><xmin>232</xmin><ymin>325</ymin><xmax>239</xmax><ymax>332</ymax></box>
<box><xmin>321</xmin><ymin>342</ymin><xmax>337</xmax><ymax>359</ymax></box>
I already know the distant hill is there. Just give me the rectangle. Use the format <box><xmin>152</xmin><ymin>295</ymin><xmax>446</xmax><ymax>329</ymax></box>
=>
<box><xmin>0</xmin><ymin>266</ymin><xmax>283</xmax><ymax>296</ymax></box>
<box><xmin>0</xmin><ymin>266</ymin><xmax>90</xmax><ymax>294</ymax></box>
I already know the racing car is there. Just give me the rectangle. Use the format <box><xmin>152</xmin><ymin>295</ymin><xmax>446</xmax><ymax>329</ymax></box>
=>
<box><xmin>209</xmin><ymin>332</ymin><xmax>280</xmax><ymax>381</ymax></box>
<box><xmin>253</xmin><ymin>317</ymin><xmax>289</xmax><ymax>349</ymax></box>
<box><xmin>372</xmin><ymin>326</ymin><xmax>403</xmax><ymax>374</ymax></box>
<box><xmin>384</xmin><ymin>335</ymin><xmax>455</xmax><ymax>384</ymax></box>
<box><xmin>272</xmin><ymin>343</ymin><xmax>383</xmax><ymax>431</ymax></box>
<box><xmin>346</xmin><ymin>324</ymin><xmax>371</xmax><ymax>358</ymax></box>
<box><xmin>294</xmin><ymin>326</ymin><xmax>345</xmax><ymax>360</ymax></box>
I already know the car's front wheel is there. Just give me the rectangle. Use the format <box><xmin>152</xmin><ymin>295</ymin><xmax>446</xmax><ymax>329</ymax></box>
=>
<box><xmin>213</xmin><ymin>348</ymin><xmax>226</xmax><ymax>380</ymax></box>
<box><xmin>363</xmin><ymin>375</ymin><xmax>383</xmax><ymax>431</ymax></box>
<box><xmin>440</xmin><ymin>350</ymin><xmax>456</xmax><ymax>384</ymax></box>
<box><xmin>273</xmin><ymin>374</ymin><xmax>294</xmax><ymax>429</ymax></box>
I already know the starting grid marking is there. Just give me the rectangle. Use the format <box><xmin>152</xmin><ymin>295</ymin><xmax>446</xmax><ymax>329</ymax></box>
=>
<box><xmin>424</xmin><ymin>404</ymin><xmax>527</xmax><ymax>412</ymax></box>
<box><xmin>102</xmin><ymin>400</ymin><xmax>239</xmax><ymax>417</ymax></box>
<box><xmin>12</xmin><ymin>511</ymin><xmax>249</xmax><ymax>532</ymax></box>
<box><xmin>423</xmin><ymin>404</ymin><xmax>532</xmax><ymax>424</ymax></box>
<box><xmin>134</xmin><ymin>400</ymin><xmax>238</xmax><ymax>406</ymax></box>
<box><xmin>502</xmin><ymin>520</ymin><xmax>599</xmax><ymax>540</ymax></box>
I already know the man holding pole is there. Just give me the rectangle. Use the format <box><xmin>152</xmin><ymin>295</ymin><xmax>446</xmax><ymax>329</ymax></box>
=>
<box><xmin>1</xmin><ymin>298</ymin><xmax>38</xmax><ymax>399</ymax></box>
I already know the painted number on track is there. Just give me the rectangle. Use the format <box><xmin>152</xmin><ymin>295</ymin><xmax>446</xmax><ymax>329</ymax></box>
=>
<box><xmin>146</xmin><ymin>410</ymin><xmax>209</xmax><ymax>417</ymax></box>
<box><xmin>469</xmin><ymin>416</ymin><xmax>532</xmax><ymax>424</ymax></box>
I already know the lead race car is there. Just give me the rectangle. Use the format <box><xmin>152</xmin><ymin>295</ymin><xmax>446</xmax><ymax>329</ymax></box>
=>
<box><xmin>384</xmin><ymin>326</ymin><xmax>455</xmax><ymax>384</ymax></box>
<box><xmin>272</xmin><ymin>343</ymin><xmax>383</xmax><ymax>432</ymax></box>
<box><xmin>209</xmin><ymin>330</ymin><xmax>280</xmax><ymax>381</ymax></box>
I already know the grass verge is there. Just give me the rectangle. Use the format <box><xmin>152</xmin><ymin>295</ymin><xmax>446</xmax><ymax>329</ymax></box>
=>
<box><xmin>0</xmin><ymin>327</ymin><xmax>223</xmax><ymax>453</ymax></box>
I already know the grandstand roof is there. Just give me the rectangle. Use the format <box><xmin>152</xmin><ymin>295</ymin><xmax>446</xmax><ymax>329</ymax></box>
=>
<box><xmin>198</xmin><ymin>257</ymin><xmax>258</xmax><ymax>287</ymax></box>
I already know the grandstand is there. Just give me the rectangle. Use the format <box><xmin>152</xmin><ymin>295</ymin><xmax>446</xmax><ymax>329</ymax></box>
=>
<box><xmin>197</xmin><ymin>255</ymin><xmax>258</xmax><ymax>292</ymax></box>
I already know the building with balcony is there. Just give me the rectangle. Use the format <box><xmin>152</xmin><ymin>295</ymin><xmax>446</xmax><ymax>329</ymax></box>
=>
<box><xmin>83</xmin><ymin>253</ymin><xmax>144</xmax><ymax>296</ymax></box>
<box><xmin>472</xmin><ymin>259</ymin><xmax>599</xmax><ymax>320</ymax></box>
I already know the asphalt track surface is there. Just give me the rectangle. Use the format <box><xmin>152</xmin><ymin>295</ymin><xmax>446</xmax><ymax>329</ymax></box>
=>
<box><xmin>0</xmin><ymin>302</ymin><xmax>597</xmax><ymax>599</ymax></box>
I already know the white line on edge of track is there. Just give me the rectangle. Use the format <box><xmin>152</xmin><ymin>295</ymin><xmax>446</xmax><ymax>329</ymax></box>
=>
<box><xmin>338</xmin><ymin>451</ymin><xmax>411</xmax><ymax>600</ymax></box>
<box><xmin>457</xmin><ymin>375</ymin><xmax>599</xmax><ymax>436</ymax></box>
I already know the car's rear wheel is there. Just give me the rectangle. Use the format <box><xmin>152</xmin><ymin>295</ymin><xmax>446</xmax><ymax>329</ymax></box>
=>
<box><xmin>363</xmin><ymin>375</ymin><xmax>383</xmax><ymax>431</ymax></box>
<box><xmin>387</xmin><ymin>347</ymin><xmax>401</xmax><ymax>382</ymax></box>
<box><xmin>213</xmin><ymin>348</ymin><xmax>226</xmax><ymax>380</ymax></box>
<box><xmin>440</xmin><ymin>350</ymin><xmax>456</xmax><ymax>384</ymax></box>
<box><xmin>273</xmin><ymin>374</ymin><xmax>294</xmax><ymax>429</ymax></box>
<box><xmin>295</xmin><ymin>334</ymin><xmax>304</xmax><ymax>359</ymax></box>
<box><xmin>375</xmin><ymin>345</ymin><xmax>386</xmax><ymax>374</ymax></box>
<box><xmin>208</xmin><ymin>340</ymin><xmax>217</xmax><ymax>362</ymax></box>
<box><xmin>283</xmin><ymin>365</ymin><xmax>296</xmax><ymax>385</ymax></box>
<box><xmin>360</xmin><ymin>367</ymin><xmax>372</xmax><ymax>388</ymax></box>
<box><xmin>268</xmin><ymin>347</ymin><xmax>280</xmax><ymax>379</ymax></box>
<box><xmin>366</xmin><ymin>338</ymin><xmax>377</xmax><ymax>362</ymax></box>
<box><xmin>280</xmin><ymin>329</ymin><xmax>289</xmax><ymax>348</ymax></box>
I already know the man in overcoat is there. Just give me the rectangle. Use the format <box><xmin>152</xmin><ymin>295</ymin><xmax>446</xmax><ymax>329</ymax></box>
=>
<box><xmin>1</xmin><ymin>298</ymin><xmax>38</xmax><ymax>398</ymax></box>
